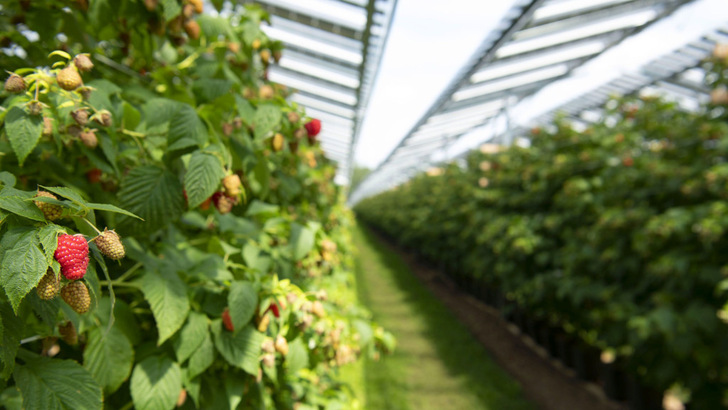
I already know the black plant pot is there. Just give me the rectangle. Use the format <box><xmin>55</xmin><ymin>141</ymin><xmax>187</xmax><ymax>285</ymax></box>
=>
<box><xmin>555</xmin><ymin>333</ymin><xmax>574</xmax><ymax>368</ymax></box>
<box><xmin>598</xmin><ymin>361</ymin><xmax>628</xmax><ymax>401</ymax></box>
<box><xmin>572</xmin><ymin>343</ymin><xmax>599</xmax><ymax>382</ymax></box>
<box><xmin>626</xmin><ymin>375</ymin><xmax>663</xmax><ymax>410</ymax></box>
<box><xmin>525</xmin><ymin>316</ymin><xmax>539</xmax><ymax>340</ymax></box>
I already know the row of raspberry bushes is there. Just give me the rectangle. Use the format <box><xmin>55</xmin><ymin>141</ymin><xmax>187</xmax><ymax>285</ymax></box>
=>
<box><xmin>355</xmin><ymin>54</ymin><xmax>728</xmax><ymax>407</ymax></box>
<box><xmin>0</xmin><ymin>1</ymin><xmax>392</xmax><ymax>409</ymax></box>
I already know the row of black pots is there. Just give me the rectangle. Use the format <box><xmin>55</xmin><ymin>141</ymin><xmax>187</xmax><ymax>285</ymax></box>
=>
<box><xmin>458</xmin><ymin>280</ymin><xmax>664</xmax><ymax>410</ymax></box>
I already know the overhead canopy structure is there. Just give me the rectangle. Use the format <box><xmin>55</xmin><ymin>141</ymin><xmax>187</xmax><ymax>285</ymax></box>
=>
<box><xmin>242</xmin><ymin>0</ymin><xmax>398</xmax><ymax>184</ymax></box>
<box><xmin>527</xmin><ymin>25</ymin><xmax>728</xmax><ymax>129</ymax></box>
<box><xmin>349</xmin><ymin>0</ymin><xmax>696</xmax><ymax>204</ymax></box>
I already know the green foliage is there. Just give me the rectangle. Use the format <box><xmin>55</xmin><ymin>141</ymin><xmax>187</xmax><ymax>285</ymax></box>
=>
<box><xmin>0</xmin><ymin>1</ymin><xmax>391</xmax><ymax>409</ymax></box>
<box><xmin>356</xmin><ymin>55</ymin><xmax>728</xmax><ymax>407</ymax></box>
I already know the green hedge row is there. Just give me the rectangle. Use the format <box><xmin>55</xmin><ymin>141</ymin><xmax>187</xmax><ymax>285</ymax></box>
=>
<box><xmin>356</xmin><ymin>55</ymin><xmax>728</xmax><ymax>407</ymax></box>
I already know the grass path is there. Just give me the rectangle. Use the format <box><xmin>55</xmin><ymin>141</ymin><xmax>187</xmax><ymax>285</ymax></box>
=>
<box><xmin>352</xmin><ymin>225</ymin><xmax>534</xmax><ymax>410</ymax></box>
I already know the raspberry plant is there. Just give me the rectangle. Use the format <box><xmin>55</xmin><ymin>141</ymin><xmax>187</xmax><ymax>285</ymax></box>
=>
<box><xmin>356</xmin><ymin>52</ymin><xmax>728</xmax><ymax>407</ymax></box>
<box><xmin>0</xmin><ymin>2</ymin><xmax>392</xmax><ymax>409</ymax></box>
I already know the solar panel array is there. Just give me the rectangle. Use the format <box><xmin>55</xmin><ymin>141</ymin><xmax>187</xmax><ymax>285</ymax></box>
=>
<box><xmin>349</xmin><ymin>0</ymin><xmax>696</xmax><ymax>204</ymax></box>
<box><xmin>242</xmin><ymin>0</ymin><xmax>398</xmax><ymax>184</ymax></box>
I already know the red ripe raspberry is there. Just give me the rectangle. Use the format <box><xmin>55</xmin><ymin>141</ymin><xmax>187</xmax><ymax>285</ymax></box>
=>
<box><xmin>266</xmin><ymin>302</ymin><xmax>280</xmax><ymax>318</ymax></box>
<box><xmin>54</xmin><ymin>234</ymin><xmax>89</xmax><ymax>280</ymax></box>
<box><xmin>304</xmin><ymin>119</ymin><xmax>321</xmax><ymax>138</ymax></box>
<box><xmin>222</xmin><ymin>308</ymin><xmax>234</xmax><ymax>332</ymax></box>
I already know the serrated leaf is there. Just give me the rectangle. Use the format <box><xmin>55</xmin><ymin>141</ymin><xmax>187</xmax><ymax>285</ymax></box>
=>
<box><xmin>192</xmin><ymin>78</ymin><xmax>232</xmax><ymax>104</ymax></box>
<box><xmin>0</xmin><ymin>187</ymin><xmax>45</xmax><ymax>222</ymax></box>
<box><xmin>84</xmin><ymin>326</ymin><xmax>134</xmax><ymax>394</ymax></box>
<box><xmin>86</xmin><ymin>79</ymin><xmax>121</xmax><ymax>110</ymax></box>
<box><xmin>36</xmin><ymin>224</ymin><xmax>63</xmax><ymax>266</ymax></box>
<box><xmin>0</xmin><ymin>172</ymin><xmax>16</xmax><ymax>187</ymax></box>
<box><xmin>168</xmin><ymin>105</ymin><xmax>205</xmax><ymax>151</ymax></box>
<box><xmin>5</xmin><ymin>106</ymin><xmax>42</xmax><ymax>166</ymax></box>
<box><xmin>122</xmin><ymin>102</ymin><xmax>141</xmax><ymax>131</ymax></box>
<box><xmin>0</xmin><ymin>229</ymin><xmax>48</xmax><ymax>313</ymax></box>
<box><xmin>184</xmin><ymin>151</ymin><xmax>225</xmax><ymax>208</ymax></box>
<box><xmin>118</xmin><ymin>166</ymin><xmax>185</xmax><ymax>234</ymax></box>
<box><xmin>187</xmin><ymin>333</ymin><xmax>215</xmax><ymax>379</ymax></box>
<box><xmin>143</xmin><ymin>98</ymin><xmax>181</xmax><ymax>129</ymax></box>
<box><xmin>289</xmin><ymin>223</ymin><xmax>315</xmax><ymax>260</ymax></box>
<box><xmin>286</xmin><ymin>338</ymin><xmax>308</xmax><ymax>375</ymax></box>
<box><xmin>212</xmin><ymin>323</ymin><xmax>264</xmax><ymax>375</ymax></box>
<box><xmin>39</xmin><ymin>186</ymin><xmax>89</xmax><ymax>208</ymax></box>
<box><xmin>228</xmin><ymin>281</ymin><xmax>257</xmax><ymax>331</ymax></box>
<box><xmin>87</xmin><ymin>202</ymin><xmax>143</xmax><ymax>219</ymax></box>
<box><xmin>130</xmin><ymin>356</ymin><xmax>182</xmax><ymax>410</ymax></box>
<box><xmin>235</xmin><ymin>95</ymin><xmax>255</xmax><ymax>125</ymax></box>
<box><xmin>197</xmin><ymin>15</ymin><xmax>236</xmax><ymax>39</ymax></box>
<box><xmin>225</xmin><ymin>374</ymin><xmax>245</xmax><ymax>410</ymax></box>
<box><xmin>0</xmin><ymin>302</ymin><xmax>23</xmax><ymax>379</ymax></box>
<box><xmin>137</xmin><ymin>270</ymin><xmax>189</xmax><ymax>345</ymax></box>
<box><xmin>253</xmin><ymin>104</ymin><xmax>281</xmax><ymax>140</ymax></box>
<box><xmin>14</xmin><ymin>354</ymin><xmax>102</xmax><ymax>410</ymax></box>
<box><xmin>161</xmin><ymin>0</ymin><xmax>182</xmax><ymax>21</ymax></box>
<box><xmin>173</xmin><ymin>312</ymin><xmax>208</xmax><ymax>363</ymax></box>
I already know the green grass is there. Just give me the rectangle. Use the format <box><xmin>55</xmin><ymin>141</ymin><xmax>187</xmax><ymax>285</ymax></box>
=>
<box><xmin>352</xmin><ymin>224</ymin><xmax>534</xmax><ymax>410</ymax></box>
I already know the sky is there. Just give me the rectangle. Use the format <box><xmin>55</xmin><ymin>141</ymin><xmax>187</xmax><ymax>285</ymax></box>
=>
<box><xmin>354</xmin><ymin>0</ymin><xmax>728</xmax><ymax>170</ymax></box>
<box><xmin>353</xmin><ymin>0</ymin><xmax>517</xmax><ymax>169</ymax></box>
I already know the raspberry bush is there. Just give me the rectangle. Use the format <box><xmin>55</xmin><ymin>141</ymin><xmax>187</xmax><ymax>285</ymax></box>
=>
<box><xmin>0</xmin><ymin>2</ymin><xmax>391</xmax><ymax>409</ymax></box>
<box><xmin>356</xmin><ymin>52</ymin><xmax>728</xmax><ymax>406</ymax></box>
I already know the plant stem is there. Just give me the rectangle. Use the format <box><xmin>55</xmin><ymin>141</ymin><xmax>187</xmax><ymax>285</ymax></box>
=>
<box><xmin>115</xmin><ymin>262</ymin><xmax>143</xmax><ymax>283</ymax></box>
<box><xmin>80</xmin><ymin>217</ymin><xmax>103</xmax><ymax>235</ymax></box>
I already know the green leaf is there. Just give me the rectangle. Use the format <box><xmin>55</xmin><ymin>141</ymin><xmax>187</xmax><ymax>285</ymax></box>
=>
<box><xmin>14</xmin><ymin>354</ymin><xmax>102</xmax><ymax>410</ymax></box>
<box><xmin>86</xmin><ymin>202</ymin><xmax>143</xmax><ymax>220</ymax></box>
<box><xmin>253</xmin><ymin>104</ymin><xmax>281</xmax><ymax>140</ymax></box>
<box><xmin>39</xmin><ymin>186</ymin><xmax>89</xmax><ymax>208</ymax></box>
<box><xmin>0</xmin><ymin>187</ymin><xmax>45</xmax><ymax>222</ymax></box>
<box><xmin>289</xmin><ymin>223</ymin><xmax>315</xmax><ymax>260</ymax></box>
<box><xmin>137</xmin><ymin>270</ymin><xmax>190</xmax><ymax>345</ymax></box>
<box><xmin>228</xmin><ymin>281</ymin><xmax>257</xmax><ymax>331</ymax></box>
<box><xmin>184</xmin><ymin>151</ymin><xmax>225</xmax><ymax>208</ymax></box>
<box><xmin>212</xmin><ymin>323</ymin><xmax>264</xmax><ymax>375</ymax></box>
<box><xmin>161</xmin><ymin>0</ymin><xmax>182</xmax><ymax>21</ymax></box>
<box><xmin>5</xmin><ymin>106</ymin><xmax>42</xmax><ymax>166</ymax></box>
<box><xmin>225</xmin><ymin>374</ymin><xmax>245</xmax><ymax>410</ymax></box>
<box><xmin>118</xmin><ymin>166</ymin><xmax>185</xmax><ymax>234</ymax></box>
<box><xmin>0</xmin><ymin>172</ymin><xmax>16</xmax><ymax>187</ymax></box>
<box><xmin>173</xmin><ymin>312</ymin><xmax>208</xmax><ymax>363</ymax></box>
<box><xmin>83</xmin><ymin>326</ymin><xmax>134</xmax><ymax>394</ymax></box>
<box><xmin>36</xmin><ymin>224</ymin><xmax>63</xmax><ymax>267</ymax></box>
<box><xmin>0</xmin><ymin>302</ymin><xmax>24</xmax><ymax>379</ymax></box>
<box><xmin>122</xmin><ymin>102</ymin><xmax>141</xmax><ymax>131</ymax></box>
<box><xmin>192</xmin><ymin>79</ymin><xmax>232</xmax><ymax>104</ymax></box>
<box><xmin>251</xmin><ymin>155</ymin><xmax>270</xmax><ymax>198</ymax></box>
<box><xmin>130</xmin><ymin>356</ymin><xmax>182</xmax><ymax>410</ymax></box>
<box><xmin>0</xmin><ymin>228</ymin><xmax>48</xmax><ymax>313</ymax></box>
<box><xmin>245</xmin><ymin>200</ymin><xmax>279</xmax><ymax>217</ymax></box>
<box><xmin>235</xmin><ymin>95</ymin><xmax>255</xmax><ymax>125</ymax></box>
<box><xmin>187</xmin><ymin>333</ymin><xmax>215</xmax><ymax>379</ymax></box>
<box><xmin>0</xmin><ymin>386</ymin><xmax>22</xmax><ymax>410</ymax></box>
<box><xmin>85</xmin><ymin>79</ymin><xmax>121</xmax><ymax>110</ymax></box>
<box><xmin>168</xmin><ymin>105</ymin><xmax>206</xmax><ymax>152</ymax></box>
<box><xmin>143</xmin><ymin>98</ymin><xmax>180</xmax><ymax>129</ymax></box>
<box><xmin>286</xmin><ymin>338</ymin><xmax>308</xmax><ymax>375</ymax></box>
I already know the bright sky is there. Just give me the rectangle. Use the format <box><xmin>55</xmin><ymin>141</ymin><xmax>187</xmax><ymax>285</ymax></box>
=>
<box><xmin>355</xmin><ymin>0</ymin><xmax>728</xmax><ymax>170</ymax></box>
<box><xmin>353</xmin><ymin>0</ymin><xmax>517</xmax><ymax>169</ymax></box>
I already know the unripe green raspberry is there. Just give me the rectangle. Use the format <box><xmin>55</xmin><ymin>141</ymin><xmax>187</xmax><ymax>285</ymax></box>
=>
<box><xmin>36</xmin><ymin>268</ymin><xmax>60</xmax><ymax>300</ymax></box>
<box><xmin>34</xmin><ymin>191</ymin><xmax>63</xmax><ymax>221</ymax></box>
<box><xmin>61</xmin><ymin>281</ymin><xmax>91</xmax><ymax>314</ymax></box>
